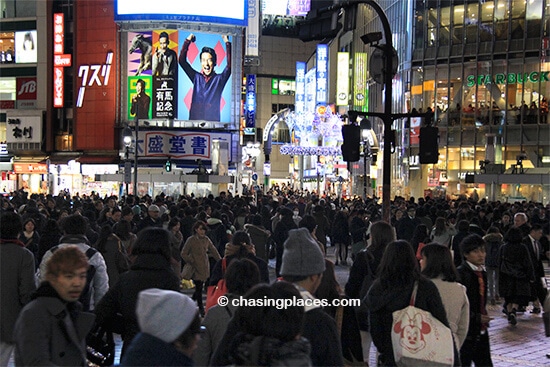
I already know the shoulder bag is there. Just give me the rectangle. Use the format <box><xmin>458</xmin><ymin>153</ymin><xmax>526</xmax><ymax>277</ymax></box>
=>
<box><xmin>391</xmin><ymin>282</ymin><xmax>454</xmax><ymax>367</ymax></box>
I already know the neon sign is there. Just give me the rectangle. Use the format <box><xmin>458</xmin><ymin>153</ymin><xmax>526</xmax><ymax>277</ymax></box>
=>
<box><xmin>76</xmin><ymin>52</ymin><xmax>114</xmax><ymax>108</ymax></box>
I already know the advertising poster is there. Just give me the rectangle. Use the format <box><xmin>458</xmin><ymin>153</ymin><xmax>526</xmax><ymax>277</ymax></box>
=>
<box><xmin>128</xmin><ymin>76</ymin><xmax>153</xmax><ymax>120</ymax></box>
<box><xmin>177</xmin><ymin>31</ymin><xmax>232</xmax><ymax>122</ymax></box>
<box><xmin>15</xmin><ymin>30</ymin><xmax>37</xmax><ymax>64</ymax></box>
<box><xmin>125</xmin><ymin>30</ymin><xmax>232</xmax><ymax>123</ymax></box>
<box><xmin>151</xmin><ymin>30</ymin><xmax>179</xmax><ymax>119</ymax></box>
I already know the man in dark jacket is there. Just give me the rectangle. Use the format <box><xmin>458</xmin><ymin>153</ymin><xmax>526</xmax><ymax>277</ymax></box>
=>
<box><xmin>523</xmin><ymin>224</ymin><xmax>547</xmax><ymax>313</ymax></box>
<box><xmin>212</xmin><ymin>228</ymin><xmax>344</xmax><ymax>367</ymax></box>
<box><xmin>396</xmin><ymin>206</ymin><xmax>421</xmax><ymax>242</ymax></box>
<box><xmin>457</xmin><ymin>234</ymin><xmax>494</xmax><ymax>367</ymax></box>
<box><xmin>0</xmin><ymin>212</ymin><xmax>36</xmax><ymax>365</ymax></box>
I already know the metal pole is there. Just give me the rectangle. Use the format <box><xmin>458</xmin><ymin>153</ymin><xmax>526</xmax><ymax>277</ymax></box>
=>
<box><xmin>363</xmin><ymin>0</ymin><xmax>393</xmax><ymax>222</ymax></box>
<box><xmin>363</xmin><ymin>144</ymin><xmax>367</xmax><ymax>200</ymax></box>
<box><xmin>133</xmin><ymin>121</ymin><xmax>138</xmax><ymax>198</ymax></box>
<box><xmin>125</xmin><ymin>147</ymin><xmax>129</xmax><ymax>197</ymax></box>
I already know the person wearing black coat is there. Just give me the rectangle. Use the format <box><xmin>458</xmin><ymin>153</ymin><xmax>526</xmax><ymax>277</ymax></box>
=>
<box><xmin>272</xmin><ymin>207</ymin><xmax>297</xmax><ymax>277</ymax></box>
<box><xmin>366</xmin><ymin>240</ymin><xmax>456</xmax><ymax>367</ymax></box>
<box><xmin>94</xmin><ymin>228</ymin><xmax>180</xmax><ymax>357</ymax></box>
<box><xmin>457</xmin><ymin>235</ymin><xmax>494</xmax><ymax>366</ymax></box>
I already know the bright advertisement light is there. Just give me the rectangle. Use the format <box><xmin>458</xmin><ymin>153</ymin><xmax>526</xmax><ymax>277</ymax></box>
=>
<box><xmin>115</xmin><ymin>0</ymin><xmax>247</xmax><ymax>26</ymax></box>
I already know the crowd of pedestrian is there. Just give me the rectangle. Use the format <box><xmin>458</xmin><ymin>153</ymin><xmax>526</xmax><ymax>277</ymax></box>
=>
<box><xmin>0</xmin><ymin>187</ymin><xmax>549</xmax><ymax>366</ymax></box>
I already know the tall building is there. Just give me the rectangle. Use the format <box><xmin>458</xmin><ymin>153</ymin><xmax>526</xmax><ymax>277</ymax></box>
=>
<box><xmin>299</xmin><ymin>0</ymin><xmax>550</xmax><ymax>202</ymax></box>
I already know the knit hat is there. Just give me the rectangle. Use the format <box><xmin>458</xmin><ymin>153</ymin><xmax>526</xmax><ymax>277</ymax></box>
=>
<box><xmin>280</xmin><ymin>228</ymin><xmax>326</xmax><ymax>277</ymax></box>
<box><xmin>136</xmin><ymin>289</ymin><xmax>198</xmax><ymax>343</ymax></box>
<box><xmin>148</xmin><ymin>204</ymin><xmax>160</xmax><ymax>212</ymax></box>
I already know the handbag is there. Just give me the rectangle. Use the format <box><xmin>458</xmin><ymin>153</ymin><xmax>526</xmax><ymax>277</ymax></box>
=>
<box><xmin>86</xmin><ymin>324</ymin><xmax>115</xmax><ymax>366</ymax></box>
<box><xmin>205</xmin><ymin>258</ymin><xmax>228</xmax><ymax>312</ymax></box>
<box><xmin>180</xmin><ymin>263</ymin><xmax>194</xmax><ymax>280</ymax></box>
<box><xmin>391</xmin><ymin>282</ymin><xmax>454</xmax><ymax>367</ymax></box>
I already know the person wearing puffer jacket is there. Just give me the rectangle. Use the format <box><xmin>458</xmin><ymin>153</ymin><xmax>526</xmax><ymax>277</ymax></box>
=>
<box><xmin>483</xmin><ymin>227</ymin><xmax>504</xmax><ymax>305</ymax></box>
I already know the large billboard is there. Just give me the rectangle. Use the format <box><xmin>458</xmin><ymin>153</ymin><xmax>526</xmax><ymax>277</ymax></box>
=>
<box><xmin>115</xmin><ymin>0</ymin><xmax>247</xmax><ymax>26</ymax></box>
<box><xmin>126</xmin><ymin>30</ymin><xmax>232</xmax><ymax>123</ymax></box>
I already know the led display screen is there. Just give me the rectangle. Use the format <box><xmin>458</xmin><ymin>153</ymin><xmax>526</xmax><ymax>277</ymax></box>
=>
<box><xmin>126</xmin><ymin>30</ymin><xmax>232</xmax><ymax>123</ymax></box>
<box><xmin>115</xmin><ymin>0</ymin><xmax>247</xmax><ymax>26</ymax></box>
<box><xmin>15</xmin><ymin>30</ymin><xmax>37</xmax><ymax>63</ymax></box>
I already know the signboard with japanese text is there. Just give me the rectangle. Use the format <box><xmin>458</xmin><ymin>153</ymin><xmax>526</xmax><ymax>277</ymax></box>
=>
<box><xmin>126</xmin><ymin>30</ymin><xmax>232</xmax><ymax>123</ymax></box>
<box><xmin>295</xmin><ymin>62</ymin><xmax>306</xmax><ymax>115</ymax></box>
<box><xmin>353</xmin><ymin>52</ymin><xmax>367</xmax><ymax>107</ymax></box>
<box><xmin>53</xmin><ymin>13</ymin><xmax>64</xmax><ymax>107</ymax></box>
<box><xmin>336</xmin><ymin>52</ymin><xmax>349</xmax><ymax>106</ymax></box>
<box><xmin>13</xmin><ymin>163</ymin><xmax>48</xmax><ymax>174</ymax></box>
<box><xmin>246</xmin><ymin>0</ymin><xmax>260</xmax><ymax>57</ymax></box>
<box><xmin>245</xmin><ymin>74</ymin><xmax>256</xmax><ymax>128</ymax></box>
<box><xmin>305</xmin><ymin>68</ymin><xmax>316</xmax><ymax>115</ymax></box>
<box><xmin>115</xmin><ymin>0</ymin><xmax>247</xmax><ymax>26</ymax></box>
<box><xmin>5</xmin><ymin>115</ymin><xmax>42</xmax><ymax>144</ymax></box>
<box><xmin>316</xmin><ymin>44</ymin><xmax>328</xmax><ymax>104</ymax></box>
<box><xmin>138</xmin><ymin>131</ymin><xmax>232</xmax><ymax>161</ymax></box>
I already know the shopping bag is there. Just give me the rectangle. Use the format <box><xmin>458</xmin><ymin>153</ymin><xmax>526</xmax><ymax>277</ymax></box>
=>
<box><xmin>205</xmin><ymin>258</ymin><xmax>227</xmax><ymax>312</ymax></box>
<box><xmin>180</xmin><ymin>263</ymin><xmax>194</xmax><ymax>280</ymax></box>
<box><xmin>391</xmin><ymin>282</ymin><xmax>454</xmax><ymax>367</ymax></box>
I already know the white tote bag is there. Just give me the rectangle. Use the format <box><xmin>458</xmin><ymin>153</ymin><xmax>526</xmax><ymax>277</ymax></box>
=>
<box><xmin>391</xmin><ymin>282</ymin><xmax>454</xmax><ymax>367</ymax></box>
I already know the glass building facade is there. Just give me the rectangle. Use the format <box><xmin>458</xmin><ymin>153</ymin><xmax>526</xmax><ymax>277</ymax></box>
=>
<box><xmin>341</xmin><ymin>0</ymin><xmax>550</xmax><ymax>202</ymax></box>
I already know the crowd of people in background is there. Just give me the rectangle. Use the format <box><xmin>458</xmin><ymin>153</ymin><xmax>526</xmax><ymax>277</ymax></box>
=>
<box><xmin>0</xmin><ymin>185</ymin><xmax>549</xmax><ymax>366</ymax></box>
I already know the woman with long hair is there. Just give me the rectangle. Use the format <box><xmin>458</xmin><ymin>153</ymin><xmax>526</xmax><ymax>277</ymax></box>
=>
<box><xmin>209</xmin><ymin>230</ymin><xmax>269</xmax><ymax>286</ymax></box>
<box><xmin>94</xmin><ymin>224</ymin><xmax>130</xmax><ymax>287</ymax></box>
<box><xmin>113</xmin><ymin>219</ymin><xmax>137</xmax><ymax>257</ymax></box>
<box><xmin>345</xmin><ymin>220</ymin><xmax>395</xmax><ymax>365</ymax></box>
<box><xmin>430</xmin><ymin>216</ymin><xmax>455</xmax><ymax>247</ymax></box>
<box><xmin>167</xmin><ymin>217</ymin><xmax>184</xmax><ymax>277</ymax></box>
<box><xmin>181</xmin><ymin>220</ymin><xmax>221</xmax><ymax>316</ymax></box>
<box><xmin>420</xmin><ymin>243</ymin><xmax>469</xmax><ymax>351</ymax></box>
<box><xmin>331</xmin><ymin>210</ymin><xmax>351</xmax><ymax>266</ymax></box>
<box><xmin>410</xmin><ymin>223</ymin><xmax>430</xmax><ymax>256</ymax></box>
<box><xmin>366</xmin><ymin>240</ymin><xmax>451</xmax><ymax>366</ymax></box>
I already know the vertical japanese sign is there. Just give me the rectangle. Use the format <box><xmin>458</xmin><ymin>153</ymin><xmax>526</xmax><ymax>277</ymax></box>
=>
<box><xmin>354</xmin><ymin>52</ymin><xmax>367</xmax><ymax>107</ymax></box>
<box><xmin>336</xmin><ymin>52</ymin><xmax>349</xmax><ymax>106</ymax></box>
<box><xmin>245</xmin><ymin>74</ymin><xmax>256</xmax><ymax>128</ymax></box>
<box><xmin>53</xmin><ymin>13</ymin><xmax>64</xmax><ymax>107</ymax></box>
<box><xmin>245</xmin><ymin>0</ymin><xmax>259</xmax><ymax>57</ymax></box>
<box><xmin>295</xmin><ymin>62</ymin><xmax>306</xmax><ymax>115</ymax></box>
<box><xmin>305</xmin><ymin>68</ymin><xmax>316</xmax><ymax>115</ymax></box>
<box><xmin>316</xmin><ymin>44</ymin><xmax>328</xmax><ymax>104</ymax></box>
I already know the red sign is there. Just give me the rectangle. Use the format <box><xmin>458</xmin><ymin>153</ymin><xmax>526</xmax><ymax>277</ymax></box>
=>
<box><xmin>16</xmin><ymin>77</ymin><xmax>37</xmax><ymax>100</ymax></box>
<box><xmin>54</xmin><ymin>66</ymin><xmax>64</xmax><ymax>107</ymax></box>
<box><xmin>54</xmin><ymin>54</ymin><xmax>72</xmax><ymax>67</ymax></box>
<box><xmin>53</xmin><ymin>13</ymin><xmax>65</xmax><ymax>107</ymax></box>
<box><xmin>53</xmin><ymin>13</ymin><xmax>64</xmax><ymax>55</ymax></box>
<box><xmin>0</xmin><ymin>101</ymin><xmax>15</xmax><ymax>109</ymax></box>
<box><xmin>13</xmin><ymin>163</ymin><xmax>48</xmax><ymax>174</ymax></box>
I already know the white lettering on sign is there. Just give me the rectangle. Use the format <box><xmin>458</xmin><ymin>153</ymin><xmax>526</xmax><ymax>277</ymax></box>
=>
<box><xmin>76</xmin><ymin>52</ymin><xmax>114</xmax><ymax>108</ymax></box>
<box><xmin>18</xmin><ymin>80</ymin><xmax>36</xmax><ymax>96</ymax></box>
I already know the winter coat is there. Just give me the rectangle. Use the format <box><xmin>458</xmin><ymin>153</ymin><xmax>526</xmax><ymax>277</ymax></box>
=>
<box><xmin>366</xmin><ymin>277</ymin><xmax>450</xmax><ymax>366</ymax></box>
<box><xmin>121</xmin><ymin>332</ymin><xmax>194</xmax><ymax>366</ymax></box>
<box><xmin>180</xmin><ymin>234</ymin><xmax>221</xmax><ymax>282</ymax></box>
<box><xmin>194</xmin><ymin>295</ymin><xmax>239</xmax><ymax>366</ymax></box>
<box><xmin>457</xmin><ymin>263</ymin><xmax>491</xmax><ymax>339</ymax></box>
<box><xmin>244</xmin><ymin>223</ymin><xmax>271</xmax><ymax>262</ymax></box>
<box><xmin>228</xmin><ymin>334</ymin><xmax>312</xmax><ymax>366</ymax></box>
<box><xmin>96</xmin><ymin>234</ymin><xmax>130</xmax><ymax>288</ymax></box>
<box><xmin>94</xmin><ymin>253</ymin><xmax>180</xmax><ymax>351</ymax></box>
<box><xmin>209</xmin><ymin>252</ymin><xmax>269</xmax><ymax>286</ymax></box>
<box><xmin>13</xmin><ymin>283</ymin><xmax>95</xmax><ymax>366</ymax></box>
<box><xmin>482</xmin><ymin>232</ymin><xmax>503</xmax><ymax>268</ymax></box>
<box><xmin>38</xmin><ymin>235</ymin><xmax>109</xmax><ymax>311</ymax></box>
<box><xmin>0</xmin><ymin>240</ymin><xmax>36</xmax><ymax>343</ymax></box>
<box><xmin>497</xmin><ymin>241</ymin><xmax>535</xmax><ymax>299</ymax></box>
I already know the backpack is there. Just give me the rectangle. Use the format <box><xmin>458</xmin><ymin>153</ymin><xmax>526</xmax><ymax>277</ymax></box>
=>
<box><xmin>51</xmin><ymin>245</ymin><xmax>97</xmax><ymax>311</ymax></box>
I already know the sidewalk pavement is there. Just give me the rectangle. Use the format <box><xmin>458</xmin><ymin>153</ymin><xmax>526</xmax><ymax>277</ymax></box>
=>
<box><xmin>329</xmin><ymin>247</ymin><xmax>550</xmax><ymax>367</ymax></box>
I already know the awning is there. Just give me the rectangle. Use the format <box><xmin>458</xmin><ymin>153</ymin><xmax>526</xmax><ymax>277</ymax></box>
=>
<box><xmin>76</xmin><ymin>155</ymin><xmax>119</xmax><ymax>164</ymax></box>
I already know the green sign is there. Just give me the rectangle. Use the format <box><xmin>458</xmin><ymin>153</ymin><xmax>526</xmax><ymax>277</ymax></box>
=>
<box><xmin>466</xmin><ymin>72</ymin><xmax>549</xmax><ymax>87</ymax></box>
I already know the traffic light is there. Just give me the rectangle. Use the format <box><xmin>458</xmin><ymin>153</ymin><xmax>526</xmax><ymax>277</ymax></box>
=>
<box><xmin>341</xmin><ymin>124</ymin><xmax>361</xmax><ymax>162</ymax></box>
<box><xmin>165</xmin><ymin>158</ymin><xmax>172</xmax><ymax>172</ymax></box>
<box><xmin>419</xmin><ymin>126</ymin><xmax>439</xmax><ymax>164</ymax></box>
